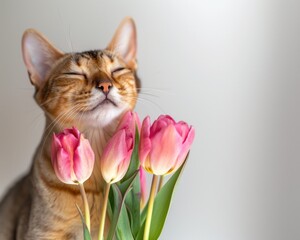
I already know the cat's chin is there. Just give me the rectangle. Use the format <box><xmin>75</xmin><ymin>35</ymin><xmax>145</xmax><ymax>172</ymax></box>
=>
<box><xmin>79</xmin><ymin>104</ymin><xmax>129</xmax><ymax>129</ymax></box>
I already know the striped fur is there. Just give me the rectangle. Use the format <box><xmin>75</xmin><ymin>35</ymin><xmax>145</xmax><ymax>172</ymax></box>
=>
<box><xmin>0</xmin><ymin>18</ymin><xmax>139</xmax><ymax>240</ymax></box>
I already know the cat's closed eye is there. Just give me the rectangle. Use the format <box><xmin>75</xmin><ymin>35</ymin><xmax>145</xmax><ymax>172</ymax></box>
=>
<box><xmin>112</xmin><ymin>67</ymin><xmax>126</xmax><ymax>73</ymax></box>
<box><xmin>62</xmin><ymin>72</ymin><xmax>87</xmax><ymax>79</ymax></box>
<box><xmin>111</xmin><ymin>67</ymin><xmax>131</xmax><ymax>77</ymax></box>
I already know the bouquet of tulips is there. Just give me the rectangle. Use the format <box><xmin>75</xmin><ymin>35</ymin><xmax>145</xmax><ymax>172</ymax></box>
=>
<box><xmin>51</xmin><ymin>112</ymin><xmax>195</xmax><ymax>240</ymax></box>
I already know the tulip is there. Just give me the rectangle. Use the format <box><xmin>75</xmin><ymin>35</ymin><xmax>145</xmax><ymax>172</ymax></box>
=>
<box><xmin>51</xmin><ymin>127</ymin><xmax>95</xmax><ymax>184</ymax></box>
<box><xmin>139</xmin><ymin>115</ymin><xmax>195</xmax><ymax>240</ymax></box>
<box><xmin>139</xmin><ymin>167</ymin><xmax>147</xmax><ymax>209</ymax></box>
<box><xmin>131</xmin><ymin>112</ymin><xmax>147</xmax><ymax>208</ymax></box>
<box><xmin>51</xmin><ymin>127</ymin><xmax>95</xmax><ymax>231</ymax></box>
<box><xmin>133</xmin><ymin>111</ymin><xmax>142</xmax><ymax>131</ymax></box>
<box><xmin>139</xmin><ymin>115</ymin><xmax>195</xmax><ymax>176</ymax></box>
<box><xmin>100</xmin><ymin>111</ymin><xmax>136</xmax><ymax>184</ymax></box>
<box><xmin>98</xmin><ymin>111</ymin><xmax>136</xmax><ymax>240</ymax></box>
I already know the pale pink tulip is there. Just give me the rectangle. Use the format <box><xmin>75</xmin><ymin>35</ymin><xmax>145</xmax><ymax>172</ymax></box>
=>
<box><xmin>139</xmin><ymin>115</ymin><xmax>195</xmax><ymax>175</ymax></box>
<box><xmin>51</xmin><ymin>127</ymin><xmax>95</xmax><ymax>184</ymax></box>
<box><xmin>133</xmin><ymin>112</ymin><xmax>141</xmax><ymax>131</ymax></box>
<box><xmin>132</xmin><ymin>113</ymin><xmax>147</xmax><ymax>206</ymax></box>
<box><xmin>100</xmin><ymin>111</ymin><xmax>136</xmax><ymax>184</ymax></box>
<box><xmin>139</xmin><ymin>166</ymin><xmax>147</xmax><ymax>208</ymax></box>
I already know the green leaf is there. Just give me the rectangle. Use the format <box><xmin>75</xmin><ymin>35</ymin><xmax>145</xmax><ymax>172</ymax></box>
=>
<box><xmin>149</xmin><ymin>158</ymin><xmax>188</xmax><ymax>240</ymax></box>
<box><xmin>118</xmin><ymin>171</ymin><xmax>138</xmax><ymax>195</ymax></box>
<box><xmin>139</xmin><ymin>201</ymin><xmax>148</xmax><ymax>227</ymax></box>
<box><xmin>117</xmin><ymin>127</ymin><xmax>142</xmax><ymax>238</ymax></box>
<box><xmin>76</xmin><ymin>204</ymin><xmax>92</xmax><ymax>240</ymax></box>
<box><xmin>135</xmin><ymin>200</ymin><xmax>149</xmax><ymax>240</ymax></box>
<box><xmin>136</xmin><ymin>219</ymin><xmax>146</xmax><ymax>240</ymax></box>
<box><xmin>137</xmin><ymin>155</ymin><xmax>189</xmax><ymax>240</ymax></box>
<box><xmin>107</xmin><ymin>185</ymin><xmax>123</xmax><ymax>240</ymax></box>
<box><xmin>125</xmin><ymin>171</ymin><xmax>141</xmax><ymax>237</ymax></box>
<box><xmin>116</xmin><ymin>206</ymin><xmax>135</xmax><ymax>240</ymax></box>
<box><xmin>107</xmin><ymin>173</ymin><xmax>138</xmax><ymax>240</ymax></box>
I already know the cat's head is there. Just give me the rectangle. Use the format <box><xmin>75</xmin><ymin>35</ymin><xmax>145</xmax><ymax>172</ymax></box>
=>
<box><xmin>21</xmin><ymin>18</ymin><xmax>140</xmax><ymax>130</ymax></box>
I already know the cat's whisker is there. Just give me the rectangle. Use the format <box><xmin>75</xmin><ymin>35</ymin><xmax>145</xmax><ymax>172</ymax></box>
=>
<box><xmin>125</xmin><ymin>94</ymin><xmax>166</xmax><ymax>113</ymax></box>
<box><xmin>137</xmin><ymin>92</ymin><xmax>160</xmax><ymax>98</ymax></box>
<box><xmin>136</xmin><ymin>87</ymin><xmax>170</xmax><ymax>93</ymax></box>
<box><xmin>29</xmin><ymin>111</ymin><xmax>45</xmax><ymax>130</ymax></box>
<box><xmin>138</xmin><ymin>98</ymin><xmax>166</xmax><ymax>113</ymax></box>
<box><xmin>39</xmin><ymin>96</ymin><xmax>62</xmax><ymax>108</ymax></box>
<box><xmin>78</xmin><ymin>105</ymin><xmax>89</xmax><ymax>128</ymax></box>
<box><xmin>39</xmin><ymin>106</ymin><xmax>80</xmax><ymax>154</ymax></box>
<box><xmin>39</xmin><ymin>92</ymin><xmax>79</xmax><ymax>109</ymax></box>
<box><xmin>68</xmin><ymin>24</ymin><xmax>74</xmax><ymax>52</ymax></box>
<box><xmin>40</xmin><ymin>105</ymin><xmax>82</xmax><ymax>154</ymax></box>
<box><xmin>57</xmin><ymin>8</ymin><xmax>74</xmax><ymax>53</ymax></box>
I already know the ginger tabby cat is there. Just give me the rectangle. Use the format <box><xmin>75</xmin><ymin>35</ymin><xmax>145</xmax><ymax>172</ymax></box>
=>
<box><xmin>0</xmin><ymin>17</ymin><xmax>140</xmax><ymax>240</ymax></box>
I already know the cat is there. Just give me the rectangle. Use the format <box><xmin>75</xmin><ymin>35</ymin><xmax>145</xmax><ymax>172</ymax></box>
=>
<box><xmin>0</xmin><ymin>17</ymin><xmax>140</xmax><ymax>240</ymax></box>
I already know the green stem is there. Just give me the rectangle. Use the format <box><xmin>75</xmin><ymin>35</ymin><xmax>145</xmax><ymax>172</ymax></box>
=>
<box><xmin>98</xmin><ymin>183</ymin><xmax>111</xmax><ymax>240</ymax></box>
<box><xmin>157</xmin><ymin>175</ymin><xmax>165</xmax><ymax>193</ymax></box>
<box><xmin>143</xmin><ymin>175</ymin><xmax>159</xmax><ymax>240</ymax></box>
<box><xmin>79</xmin><ymin>183</ymin><xmax>91</xmax><ymax>232</ymax></box>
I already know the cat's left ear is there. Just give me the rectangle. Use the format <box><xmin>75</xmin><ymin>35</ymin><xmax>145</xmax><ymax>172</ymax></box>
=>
<box><xmin>22</xmin><ymin>29</ymin><xmax>64</xmax><ymax>89</ymax></box>
<box><xmin>107</xmin><ymin>17</ymin><xmax>137</xmax><ymax>70</ymax></box>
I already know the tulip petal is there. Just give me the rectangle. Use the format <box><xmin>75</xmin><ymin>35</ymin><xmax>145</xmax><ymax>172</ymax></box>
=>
<box><xmin>150</xmin><ymin>115</ymin><xmax>176</xmax><ymax>138</ymax></box>
<box><xmin>51</xmin><ymin>134</ymin><xmax>72</xmax><ymax>184</ymax></box>
<box><xmin>73</xmin><ymin>136</ymin><xmax>95</xmax><ymax>183</ymax></box>
<box><xmin>54</xmin><ymin>147</ymin><xmax>73</xmax><ymax>184</ymax></box>
<box><xmin>139</xmin><ymin>167</ymin><xmax>147</xmax><ymax>208</ymax></box>
<box><xmin>175</xmin><ymin>121</ymin><xmax>190</xmax><ymax>141</ymax></box>
<box><xmin>157</xmin><ymin>115</ymin><xmax>175</xmax><ymax>124</ymax></box>
<box><xmin>61</xmin><ymin>133</ymin><xmax>79</xmax><ymax>158</ymax></box>
<box><xmin>150</xmin><ymin>119</ymin><xmax>167</xmax><ymax>137</ymax></box>
<box><xmin>117</xmin><ymin>111</ymin><xmax>134</xmax><ymax>131</ymax></box>
<box><xmin>174</xmin><ymin>126</ymin><xmax>195</xmax><ymax>172</ymax></box>
<box><xmin>133</xmin><ymin>112</ymin><xmax>141</xmax><ymax>131</ymax></box>
<box><xmin>51</xmin><ymin>134</ymin><xmax>62</xmax><ymax>166</ymax></box>
<box><xmin>63</xmin><ymin>127</ymin><xmax>81</xmax><ymax>139</ymax></box>
<box><xmin>139</xmin><ymin>116</ymin><xmax>152</xmax><ymax>165</ymax></box>
<box><xmin>101</xmin><ymin>130</ymin><xmax>133</xmax><ymax>183</ymax></box>
<box><xmin>149</xmin><ymin>124</ymin><xmax>182</xmax><ymax>175</ymax></box>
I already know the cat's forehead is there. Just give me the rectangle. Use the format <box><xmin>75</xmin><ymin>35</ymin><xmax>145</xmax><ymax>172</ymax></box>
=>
<box><xmin>67</xmin><ymin>50</ymin><xmax>124</xmax><ymax>74</ymax></box>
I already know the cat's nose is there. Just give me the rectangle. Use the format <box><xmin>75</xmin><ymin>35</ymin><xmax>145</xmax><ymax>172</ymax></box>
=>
<box><xmin>96</xmin><ymin>81</ymin><xmax>112</xmax><ymax>94</ymax></box>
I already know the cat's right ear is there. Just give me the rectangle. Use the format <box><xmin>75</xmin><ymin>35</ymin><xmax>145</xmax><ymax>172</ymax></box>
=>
<box><xmin>107</xmin><ymin>17</ymin><xmax>137</xmax><ymax>70</ymax></box>
<box><xmin>22</xmin><ymin>29</ymin><xmax>63</xmax><ymax>89</ymax></box>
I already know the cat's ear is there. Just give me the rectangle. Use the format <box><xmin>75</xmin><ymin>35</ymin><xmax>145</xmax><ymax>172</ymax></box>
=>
<box><xmin>22</xmin><ymin>29</ymin><xmax>63</xmax><ymax>89</ymax></box>
<box><xmin>107</xmin><ymin>17</ymin><xmax>137</xmax><ymax>69</ymax></box>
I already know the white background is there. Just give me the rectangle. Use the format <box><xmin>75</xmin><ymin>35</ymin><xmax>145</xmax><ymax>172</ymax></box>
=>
<box><xmin>1</xmin><ymin>0</ymin><xmax>300</xmax><ymax>239</ymax></box>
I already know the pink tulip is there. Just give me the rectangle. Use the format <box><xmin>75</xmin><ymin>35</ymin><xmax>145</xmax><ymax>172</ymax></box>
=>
<box><xmin>100</xmin><ymin>111</ymin><xmax>136</xmax><ymax>184</ymax></box>
<box><xmin>139</xmin><ymin>166</ymin><xmax>147</xmax><ymax>208</ymax></box>
<box><xmin>132</xmin><ymin>113</ymin><xmax>147</xmax><ymax>206</ymax></box>
<box><xmin>133</xmin><ymin>112</ymin><xmax>141</xmax><ymax>131</ymax></box>
<box><xmin>139</xmin><ymin>115</ymin><xmax>195</xmax><ymax>175</ymax></box>
<box><xmin>51</xmin><ymin>127</ymin><xmax>95</xmax><ymax>184</ymax></box>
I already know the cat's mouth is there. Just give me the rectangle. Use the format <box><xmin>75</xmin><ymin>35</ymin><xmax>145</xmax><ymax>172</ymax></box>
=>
<box><xmin>99</xmin><ymin>98</ymin><xmax>117</xmax><ymax>106</ymax></box>
<box><xmin>89</xmin><ymin>98</ymin><xmax>117</xmax><ymax>112</ymax></box>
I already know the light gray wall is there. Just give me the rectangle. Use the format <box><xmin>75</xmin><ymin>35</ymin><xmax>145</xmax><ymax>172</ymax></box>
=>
<box><xmin>1</xmin><ymin>0</ymin><xmax>300</xmax><ymax>239</ymax></box>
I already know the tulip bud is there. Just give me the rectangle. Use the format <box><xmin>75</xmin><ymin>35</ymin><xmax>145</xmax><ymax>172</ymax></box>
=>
<box><xmin>139</xmin><ymin>115</ymin><xmax>195</xmax><ymax>176</ymax></box>
<box><xmin>100</xmin><ymin>111</ymin><xmax>136</xmax><ymax>184</ymax></box>
<box><xmin>51</xmin><ymin>127</ymin><xmax>95</xmax><ymax>184</ymax></box>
